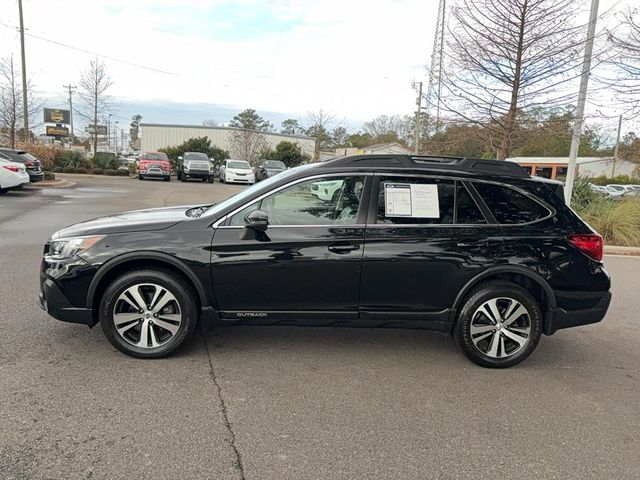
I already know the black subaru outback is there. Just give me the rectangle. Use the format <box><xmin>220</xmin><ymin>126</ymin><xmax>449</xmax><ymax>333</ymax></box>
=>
<box><xmin>39</xmin><ymin>155</ymin><xmax>611</xmax><ymax>368</ymax></box>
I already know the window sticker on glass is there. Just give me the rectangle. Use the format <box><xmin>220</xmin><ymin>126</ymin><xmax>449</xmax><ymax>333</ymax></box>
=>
<box><xmin>384</xmin><ymin>183</ymin><xmax>440</xmax><ymax>218</ymax></box>
<box><xmin>385</xmin><ymin>184</ymin><xmax>412</xmax><ymax>216</ymax></box>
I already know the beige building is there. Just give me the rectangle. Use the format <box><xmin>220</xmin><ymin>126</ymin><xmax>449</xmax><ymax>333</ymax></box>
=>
<box><xmin>507</xmin><ymin>156</ymin><xmax>639</xmax><ymax>180</ymax></box>
<box><xmin>140</xmin><ymin>123</ymin><xmax>316</xmax><ymax>157</ymax></box>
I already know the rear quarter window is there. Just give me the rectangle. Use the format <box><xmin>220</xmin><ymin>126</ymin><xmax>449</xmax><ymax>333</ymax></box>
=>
<box><xmin>473</xmin><ymin>183</ymin><xmax>550</xmax><ymax>224</ymax></box>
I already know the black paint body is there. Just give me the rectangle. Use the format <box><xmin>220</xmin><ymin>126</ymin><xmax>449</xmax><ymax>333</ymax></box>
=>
<box><xmin>39</xmin><ymin>156</ymin><xmax>611</xmax><ymax>335</ymax></box>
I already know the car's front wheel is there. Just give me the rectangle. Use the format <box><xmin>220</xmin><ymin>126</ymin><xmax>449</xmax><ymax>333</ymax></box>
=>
<box><xmin>453</xmin><ymin>281</ymin><xmax>542</xmax><ymax>368</ymax></box>
<box><xmin>99</xmin><ymin>269</ymin><xmax>198</xmax><ymax>358</ymax></box>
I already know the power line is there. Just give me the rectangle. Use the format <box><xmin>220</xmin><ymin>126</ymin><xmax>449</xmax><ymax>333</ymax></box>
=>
<box><xmin>0</xmin><ymin>21</ymin><xmax>181</xmax><ymax>78</ymax></box>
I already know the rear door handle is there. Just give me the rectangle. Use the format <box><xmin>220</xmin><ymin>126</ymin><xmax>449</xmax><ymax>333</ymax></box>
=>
<box><xmin>328</xmin><ymin>244</ymin><xmax>360</xmax><ymax>254</ymax></box>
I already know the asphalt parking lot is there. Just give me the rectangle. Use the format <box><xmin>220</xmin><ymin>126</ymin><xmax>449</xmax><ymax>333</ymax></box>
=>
<box><xmin>1</xmin><ymin>174</ymin><xmax>639</xmax><ymax>480</ymax></box>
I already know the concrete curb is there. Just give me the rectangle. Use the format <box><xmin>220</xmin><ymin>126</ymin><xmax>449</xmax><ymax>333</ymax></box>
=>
<box><xmin>27</xmin><ymin>179</ymin><xmax>76</xmax><ymax>189</ymax></box>
<box><xmin>54</xmin><ymin>173</ymin><xmax>136</xmax><ymax>180</ymax></box>
<box><xmin>605</xmin><ymin>246</ymin><xmax>640</xmax><ymax>256</ymax></box>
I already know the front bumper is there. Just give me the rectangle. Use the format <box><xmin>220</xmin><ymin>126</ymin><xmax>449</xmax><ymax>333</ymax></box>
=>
<box><xmin>184</xmin><ymin>170</ymin><xmax>211</xmax><ymax>179</ymax></box>
<box><xmin>38</xmin><ymin>275</ymin><xmax>93</xmax><ymax>326</ymax></box>
<box><xmin>545</xmin><ymin>291</ymin><xmax>612</xmax><ymax>335</ymax></box>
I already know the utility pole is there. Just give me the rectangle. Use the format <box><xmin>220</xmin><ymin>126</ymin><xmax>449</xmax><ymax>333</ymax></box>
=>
<box><xmin>63</xmin><ymin>84</ymin><xmax>76</xmax><ymax>139</ymax></box>
<box><xmin>414</xmin><ymin>81</ymin><xmax>423</xmax><ymax>154</ymax></box>
<box><xmin>18</xmin><ymin>0</ymin><xmax>29</xmax><ymax>142</ymax></box>
<box><xmin>612</xmin><ymin>114</ymin><xmax>622</xmax><ymax>177</ymax></box>
<box><xmin>115</xmin><ymin>121</ymin><xmax>119</xmax><ymax>152</ymax></box>
<box><xmin>107</xmin><ymin>113</ymin><xmax>113</xmax><ymax>150</ymax></box>
<box><xmin>565</xmin><ymin>0</ymin><xmax>600</xmax><ymax>205</ymax></box>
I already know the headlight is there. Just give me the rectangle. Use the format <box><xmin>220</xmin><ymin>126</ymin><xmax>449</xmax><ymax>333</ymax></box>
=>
<box><xmin>47</xmin><ymin>235</ymin><xmax>105</xmax><ymax>260</ymax></box>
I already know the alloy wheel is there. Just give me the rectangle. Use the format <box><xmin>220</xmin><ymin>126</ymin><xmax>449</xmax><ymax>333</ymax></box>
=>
<box><xmin>112</xmin><ymin>283</ymin><xmax>182</xmax><ymax>349</ymax></box>
<box><xmin>470</xmin><ymin>297</ymin><xmax>531</xmax><ymax>359</ymax></box>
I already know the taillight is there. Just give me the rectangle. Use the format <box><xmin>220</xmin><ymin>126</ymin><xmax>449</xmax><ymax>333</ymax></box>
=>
<box><xmin>2</xmin><ymin>165</ymin><xmax>20</xmax><ymax>173</ymax></box>
<box><xmin>568</xmin><ymin>234</ymin><xmax>603</xmax><ymax>261</ymax></box>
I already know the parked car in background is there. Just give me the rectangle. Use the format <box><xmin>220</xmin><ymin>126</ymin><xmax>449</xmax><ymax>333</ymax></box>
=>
<box><xmin>219</xmin><ymin>159</ymin><xmax>255</xmax><ymax>184</ymax></box>
<box><xmin>177</xmin><ymin>152</ymin><xmax>214</xmax><ymax>183</ymax></box>
<box><xmin>255</xmin><ymin>160</ymin><xmax>286</xmax><ymax>181</ymax></box>
<box><xmin>39</xmin><ymin>154</ymin><xmax>611</xmax><ymax>368</ymax></box>
<box><xmin>0</xmin><ymin>157</ymin><xmax>30</xmax><ymax>193</ymax></box>
<box><xmin>310</xmin><ymin>178</ymin><xmax>345</xmax><ymax>202</ymax></box>
<box><xmin>138</xmin><ymin>152</ymin><xmax>171</xmax><ymax>181</ymax></box>
<box><xmin>0</xmin><ymin>148</ymin><xmax>45</xmax><ymax>183</ymax></box>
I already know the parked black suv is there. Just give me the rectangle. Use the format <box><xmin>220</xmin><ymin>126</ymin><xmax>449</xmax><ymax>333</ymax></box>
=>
<box><xmin>0</xmin><ymin>148</ymin><xmax>45</xmax><ymax>182</ymax></box>
<box><xmin>39</xmin><ymin>155</ymin><xmax>611</xmax><ymax>367</ymax></box>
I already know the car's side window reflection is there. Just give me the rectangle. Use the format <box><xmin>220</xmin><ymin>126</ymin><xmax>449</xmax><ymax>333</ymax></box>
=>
<box><xmin>229</xmin><ymin>176</ymin><xmax>365</xmax><ymax>226</ymax></box>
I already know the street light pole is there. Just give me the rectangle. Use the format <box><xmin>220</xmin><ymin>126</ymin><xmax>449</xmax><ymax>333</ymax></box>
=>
<box><xmin>564</xmin><ymin>0</ymin><xmax>600</xmax><ymax>205</ymax></box>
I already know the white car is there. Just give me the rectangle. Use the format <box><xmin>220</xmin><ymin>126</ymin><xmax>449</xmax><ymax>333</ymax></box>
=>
<box><xmin>310</xmin><ymin>179</ymin><xmax>345</xmax><ymax>202</ymax></box>
<box><xmin>219</xmin><ymin>159</ymin><xmax>255</xmax><ymax>184</ymax></box>
<box><xmin>0</xmin><ymin>158</ymin><xmax>30</xmax><ymax>194</ymax></box>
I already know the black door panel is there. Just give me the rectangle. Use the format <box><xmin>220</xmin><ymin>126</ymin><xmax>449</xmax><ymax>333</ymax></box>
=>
<box><xmin>211</xmin><ymin>226</ymin><xmax>365</xmax><ymax>313</ymax></box>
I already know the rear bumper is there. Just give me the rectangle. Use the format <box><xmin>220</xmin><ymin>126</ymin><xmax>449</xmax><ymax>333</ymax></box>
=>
<box><xmin>545</xmin><ymin>291</ymin><xmax>611</xmax><ymax>335</ymax></box>
<box><xmin>28</xmin><ymin>170</ymin><xmax>44</xmax><ymax>182</ymax></box>
<box><xmin>38</xmin><ymin>276</ymin><xmax>93</xmax><ymax>326</ymax></box>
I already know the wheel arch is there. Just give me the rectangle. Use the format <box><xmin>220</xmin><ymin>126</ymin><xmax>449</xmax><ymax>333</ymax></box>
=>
<box><xmin>87</xmin><ymin>252</ymin><xmax>211</xmax><ymax>324</ymax></box>
<box><xmin>449</xmin><ymin>265</ymin><xmax>556</xmax><ymax>332</ymax></box>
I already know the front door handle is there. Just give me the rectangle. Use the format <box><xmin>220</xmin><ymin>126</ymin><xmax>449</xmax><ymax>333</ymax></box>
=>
<box><xmin>328</xmin><ymin>244</ymin><xmax>360</xmax><ymax>254</ymax></box>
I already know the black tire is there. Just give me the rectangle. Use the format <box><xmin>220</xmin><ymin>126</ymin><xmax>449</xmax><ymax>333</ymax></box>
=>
<box><xmin>180</xmin><ymin>175</ymin><xmax>187</xmax><ymax>182</ymax></box>
<box><xmin>138</xmin><ymin>175</ymin><xmax>143</xmax><ymax>180</ymax></box>
<box><xmin>99</xmin><ymin>269</ymin><xmax>198</xmax><ymax>359</ymax></box>
<box><xmin>453</xmin><ymin>281</ymin><xmax>542</xmax><ymax>368</ymax></box>
<box><xmin>164</xmin><ymin>176</ymin><xmax>171</xmax><ymax>182</ymax></box>
<box><xmin>0</xmin><ymin>188</ymin><xmax>8</xmax><ymax>194</ymax></box>
<box><xmin>207</xmin><ymin>176</ymin><xmax>214</xmax><ymax>183</ymax></box>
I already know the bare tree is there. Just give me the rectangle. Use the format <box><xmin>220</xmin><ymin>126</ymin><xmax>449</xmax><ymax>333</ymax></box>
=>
<box><xmin>0</xmin><ymin>56</ymin><xmax>41</xmax><ymax>147</ymax></box>
<box><xmin>306</xmin><ymin>108</ymin><xmax>337</xmax><ymax>160</ymax></box>
<box><xmin>77</xmin><ymin>59</ymin><xmax>113</xmax><ymax>155</ymax></box>
<box><xmin>606</xmin><ymin>7</ymin><xmax>640</xmax><ymax>117</ymax></box>
<box><xmin>202</xmin><ymin>119</ymin><xmax>218</xmax><ymax>127</ymax></box>
<box><xmin>363</xmin><ymin>114</ymin><xmax>415</xmax><ymax>145</ymax></box>
<box><xmin>229</xmin><ymin>129</ymin><xmax>268</xmax><ymax>166</ymax></box>
<box><xmin>442</xmin><ymin>0</ymin><xmax>593</xmax><ymax>159</ymax></box>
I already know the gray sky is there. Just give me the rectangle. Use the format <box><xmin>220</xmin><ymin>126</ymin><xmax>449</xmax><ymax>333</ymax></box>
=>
<box><xmin>0</xmin><ymin>0</ymin><xmax>634</xmax><ymax>134</ymax></box>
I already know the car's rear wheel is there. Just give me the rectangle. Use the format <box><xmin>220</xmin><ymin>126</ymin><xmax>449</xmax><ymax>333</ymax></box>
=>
<box><xmin>0</xmin><ymin>187</ymin><xmax>8</xmax><ymax>194</ymax></box>
<box><xmin>99</xmin><ymin>270</ymin><xmax>198</xmax><ymax>358</ymax></box>
<box><xmin>453</xmin><ymin>281</ymin><xmax>542</xmax><ymax>368</ymax></box>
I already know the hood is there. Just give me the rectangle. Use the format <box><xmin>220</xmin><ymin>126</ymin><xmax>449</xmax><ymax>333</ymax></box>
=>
<box><xmin>52</xmin><ymin>205</ymin><xmax>202</xmax><ymax>238</ymax></box>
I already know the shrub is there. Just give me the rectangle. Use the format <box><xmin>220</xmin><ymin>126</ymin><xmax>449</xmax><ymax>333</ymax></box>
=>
<box><xmin>116</xmin><ymin>168</ymin><xmax>130</xmax><ymax>176</ymax></box>
<box><xmin>576</xmin><ymin>197</ymin><xmax>640</xmax><ymax>247</ymax></box>
<box><xmin>589</xmin><ymin>175</ymin><xmax>640</xmax><ymax>186</ymax></box>
<box><xmin>56</xmin><ymin>150</ymin><xmax>88</xmax><ymax>169</ymax></box>
<box><xmin>571</xmin><ymin>178</ymin><xmax>600</xmax><ymax>211</ymax></box>
<box><xmin>15</xmin><ymin>142</ymin><xmax>62</xmax><ymax>170</ymax></box>
<box><xmin>44</xmin><ymin>172</ymin><xmax>56</xmax><ymax>181</ymax></box>
<box><xmin>75</xmin><ymin>167</ymin><xmax>88</xmax><ymax>174</ymax></box>
<box><xmin>62</xmin><ymin>166</ymin><xmax>76</xmax><ymax>174</ymax></box>
<box><xmin>52</xmin><ymin>167</ymin><xmax>63</xmax><ymax>173</ymax></box>
<box><xmin>92</xmin><ymin>168</ymin><xmax>104</xmax><ymax>175</ymax></box>
<box><xmin>104</xmin><ymin>169</ymin><xmax>117</xmax><ymax>176</ymax></box>
<box><xmin>128</xmin><ymin>163</ymin><xmax>137</xmax><ymax>175</ymax></box>
<box><xmin>92</xmin><ymin>152</ymin><xmax>119</xmax><ymax>170</ymax></box>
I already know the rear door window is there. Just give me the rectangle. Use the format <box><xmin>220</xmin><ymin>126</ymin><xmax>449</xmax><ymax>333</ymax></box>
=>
<box><xmin>473</xmin><ymin>183</ymin><xmax>550</xmax><ymax>224</ymax></box>
<box><xmin>376</xmin><ymin>177</ymin><xmax>486</xmax><ymax>225</ymax></box>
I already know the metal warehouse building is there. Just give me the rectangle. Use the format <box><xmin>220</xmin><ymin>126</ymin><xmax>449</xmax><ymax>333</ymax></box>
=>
<box><xmin>140</xmin><ymin>123</ymin><xmax>316</xmax><ymax>157</ymax></box>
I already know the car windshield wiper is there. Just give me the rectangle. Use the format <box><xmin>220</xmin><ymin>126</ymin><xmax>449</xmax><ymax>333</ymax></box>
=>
<box><xmin>185</xmin><ymin>204</ymin><xmax>214</xmax><ymax>218</ymax></box>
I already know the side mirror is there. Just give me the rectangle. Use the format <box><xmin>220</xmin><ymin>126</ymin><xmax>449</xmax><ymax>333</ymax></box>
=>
<box><xmin>245</xmin><ymin>210</ymin><xmax>269</xmax><ymax>231</ymax></box>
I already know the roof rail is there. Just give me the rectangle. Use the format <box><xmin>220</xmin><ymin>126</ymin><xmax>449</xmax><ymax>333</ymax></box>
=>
<box><xmin>321</xmin><ymin>154</ymin><xmax>529</xmax><ymax>178</ymax></box>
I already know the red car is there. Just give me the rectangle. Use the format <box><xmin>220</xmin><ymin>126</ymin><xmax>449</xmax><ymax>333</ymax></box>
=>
<box><xmin>138</xmin><ymin>152</ymin><xmax>171</xmax><ymax>182</ymax></box>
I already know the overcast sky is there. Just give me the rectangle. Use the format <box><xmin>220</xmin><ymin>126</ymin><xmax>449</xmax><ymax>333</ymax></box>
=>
<box><xmin>0</xmin><ymin>0</ymin><xmax>634</xmax><ymax>134</ymax></box>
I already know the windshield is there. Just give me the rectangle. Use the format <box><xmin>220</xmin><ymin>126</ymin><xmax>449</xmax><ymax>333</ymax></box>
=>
<box><xmin>199</xmin><ymin>163</ymin><xmax>318</xmax><ymax>218</ymax></box>
<box><xmin>228</xmin><ymin>160</ymin><xmax>251</xmax><ymax>169</ymax></box>
<box><xmin>266</xmin><ymin>160</ymin><xmax>285</xmax><ymax>169</ymax></box>
<box><xmin>143</xmin><ymin>153</ymin><xmax>168</xmax><ymax>161</ymax></box>
<box><xmin>184</xmin><ymin>152</ymin><xmax>209</xmax><ymax>161</ymax></box>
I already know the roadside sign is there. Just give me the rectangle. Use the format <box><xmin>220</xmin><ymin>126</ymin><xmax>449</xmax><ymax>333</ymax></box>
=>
<box><xmin>44</xmin><ymin>108</ymin><xmax>71</xmax><ymax>124</ymax></box>
<box><xmin>85</xmin><ymin>125</ymin><xmax>108</xmax><ymax>135</ymax></box>
<box><xmin>46</xmin><ymin>126</ymin><xmax>70</xmax><ymax>137</ymax></box>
